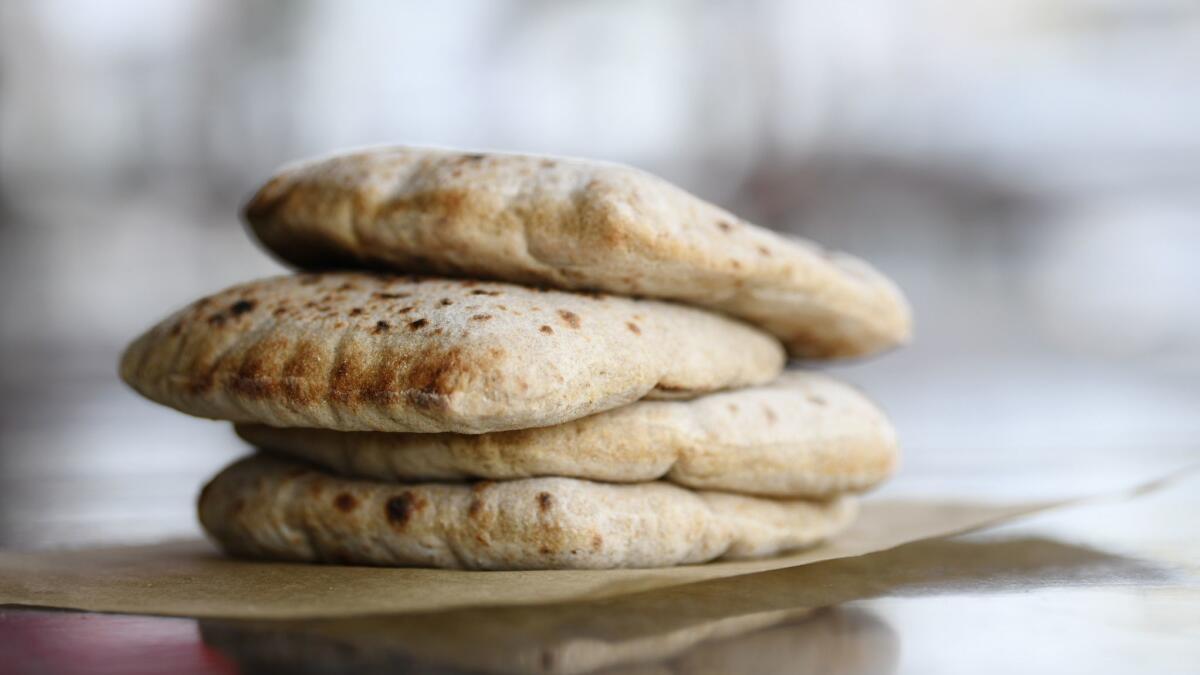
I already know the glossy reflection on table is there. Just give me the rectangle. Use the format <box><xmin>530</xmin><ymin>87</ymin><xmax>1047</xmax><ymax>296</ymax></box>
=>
<box><xmin>189</xmin><ymin>527</ymin><xmax>1189</xmax><ymax>674</ymax></box>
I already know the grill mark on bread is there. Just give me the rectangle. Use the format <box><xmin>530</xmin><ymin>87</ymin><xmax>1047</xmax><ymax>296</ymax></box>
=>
<box><xmin>230</xmin><ymin>336</ymin><xmax>289</xmax><ymax>399</ymax></box>
<box><xmin>557</xmin><ymin>310</ymin><xmax>581</xmax><ymax>329</ymax></box>
<box><xmin>329</xmin><ymin>337</ymin><xmax>367</xmax><ymax>405</ymax></box>
<box><xmin>231</xmin><ymin>357</ymin><xmax>268</xmax><ymax>397</ymax></box>
<box><xmin>282</xmin><ymin>340</ymin><xmax>321</xmax><ymax>406</ymax></box>
<box><xmin>385</xmin><ymin>491</ymin><xmax>425</xmax><ymax>528</ymax></box>
<box><xmin>404</xmin><ymin>346</ymin><xmax>467</xmax><ymax>409</ymax></box>
<box><xmin>230</xmin><ymin>299</ymin><xmax>256</xmax><ymax>316</ymax></box>
<box><xmin>333</xmin><ymin>492</ymin><xmax>358</xmax><ymax>513</ymax></box>
<box><xmin>361</xmin><ymin>347</ymin><xmax>405</xmax><ymax>406</ymax></box>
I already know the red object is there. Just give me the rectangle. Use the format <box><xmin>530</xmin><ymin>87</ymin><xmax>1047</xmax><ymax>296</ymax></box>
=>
<box><xmin>0</xmin><ymin>609</ymin><xmax>238</xmax><ymax>675</ymax></box>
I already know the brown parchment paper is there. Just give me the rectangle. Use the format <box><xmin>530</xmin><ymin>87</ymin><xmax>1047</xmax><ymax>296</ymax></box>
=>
<box><xmin>198</xmin><ymin>528</ymin><xmax>1181</xmax><ymax>675</ymax></box>
<box><xmin>5</xmin><ymin>469</ymin><xmax>1192</xmax><ymax>675</ymax></box>
<box><xmin>0</xmin><ymin>498</ymin><xmax>1058</xmax><ymax>620</ymax></box>
<box><xmin>2</xmin><ymin>467</ymin><xmax>1192</xmax><ymax>622</ymax></box>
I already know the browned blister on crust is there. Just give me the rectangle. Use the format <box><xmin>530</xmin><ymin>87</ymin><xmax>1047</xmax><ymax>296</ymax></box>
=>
<box><xmin>236</xmin><ymin>371</ymin><xmax>898</xmax><ymax>498</ymax></box>
<box><xmin>120</xmin><ymin>272</ymin><xmax>785</xmax><ymax>433</ymax></box>
<box><xmin>198</xmin><ymin>455</ymin><xmax>857</xmax><ymax>570</ymax></box>
<box><xmin>244</xmin><ymin>147</ymin><xmax>912</xmax><ymax>359</ymax></box>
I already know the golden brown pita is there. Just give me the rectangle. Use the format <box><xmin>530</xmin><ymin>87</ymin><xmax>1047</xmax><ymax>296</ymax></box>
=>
<box><xmin>236</xmin><ymin>371</ymin><xmax>897</xmax><ymax>498</ymax></box>
<box><xmin>120</xmin><ymin>272</ymin><xmax>784</xmax><ymax>433</ymax></box>
<box><xmin>244</xmin><ymin>147</ymin><xmax>911</xmax><ymax>359</ymax></box>
<box><xmin>199</xmin><ymin>454</ymin><xmax>857</xmax><ymax>570</ymax></box>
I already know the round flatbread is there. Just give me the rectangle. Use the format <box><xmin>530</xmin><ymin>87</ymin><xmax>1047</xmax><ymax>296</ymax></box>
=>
<box><xmin>236</xmin><ymin>371</ymin><xmax>897</xmax><ymax>498</ymax></box>
<box><xmin>243</xmin><ymin>147</ymin><xmax>911</xmax><ymax>359</ymax></box>
<box><xmin>120</xmin><ymin>272</ymin><xmax>784</xmax><ymax>434</ymax></box>
<box><xmin>199</xmin><ymin>455</ymin><xmax>857</xmax><ymax>570</ymax></box>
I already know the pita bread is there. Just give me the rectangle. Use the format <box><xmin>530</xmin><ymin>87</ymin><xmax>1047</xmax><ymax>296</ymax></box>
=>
<box><xmin>198</xmin><ymin>455</ymin><xmax>857</xmax><ymax>570</ymax></box>
<box><xmin>120</xmin><ymin>273</ymin><xmax>784</xmax><ymax>434</ymax></box>
<box><xmin>236</xmin><ymin>371</ymin><xmax>897</xmax><ymax>498</ymax></box>
<box><xmin>243</xmin><ymin>147</ymin><xmax>911</xmax><ymax>359</ymax></box>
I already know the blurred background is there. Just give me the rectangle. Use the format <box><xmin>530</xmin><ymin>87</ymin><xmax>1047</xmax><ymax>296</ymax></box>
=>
<box><xmin>1</xmin><ymin>0</ymin><xmax>1198</xmax><ymax>548</ymax></box>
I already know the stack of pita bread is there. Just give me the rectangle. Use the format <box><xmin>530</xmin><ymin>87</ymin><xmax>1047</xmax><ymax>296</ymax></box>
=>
<box><xmin>120</xmin><ymin>148</ymin><xmax>910</xmax><ymax>570</ymax></box>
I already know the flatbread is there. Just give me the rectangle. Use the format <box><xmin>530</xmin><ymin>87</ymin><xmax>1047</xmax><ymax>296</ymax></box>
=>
<box><xmin>243</xmin><ymin>147</ymin><xmax>911</xmax><ymax>359</ymax></box>
<box><xmin>236</xmin><ymin>371</ymin><xmax>897</xmax><ymax>498</ymax></box>
<box><xmin>199</xmin><ymin>455</ymin><xmax>856</xmax><ymax>570</ymax></box>
<box><xmin>120</xmin><ymin>273</ymin><xmax>784</xmax><ymax>434</ymax></box>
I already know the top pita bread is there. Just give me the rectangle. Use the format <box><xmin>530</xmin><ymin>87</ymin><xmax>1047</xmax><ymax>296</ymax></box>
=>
<box><xmin>243</xmin><ymin>147</ymin><xmax>911</xmax><ymax>359</ymax></box>
<box><xmin>120</xmin><ymin>272</ymin><xmax>784</xmax><ymax>434</ymax></box>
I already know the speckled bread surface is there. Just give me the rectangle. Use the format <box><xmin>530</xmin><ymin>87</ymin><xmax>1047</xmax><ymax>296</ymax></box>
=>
<box><xmin>120</xmin><ymin>272</ymin><xmax>784</xmax><ymax>434</ymax></box>
<box><xmin>243</xmin><ymin>147</ymin><xmax>911</xmax><ymax>359</ymax></box>
<box><xmin>198</xmin><ymin>454</ymin><xmax>858</xmax><ymax>570</ymax></box>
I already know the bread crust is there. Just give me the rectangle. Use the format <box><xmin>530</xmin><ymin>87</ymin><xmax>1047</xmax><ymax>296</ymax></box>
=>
<box><xmin>244</xmin><ymin>147</ymin><xmax>911</xmax><ymax>359</ymax></box>
<box><xmin>198</xmin><ymin>455</ymin><xmax>858</xmax><ymax>570</ymax></box>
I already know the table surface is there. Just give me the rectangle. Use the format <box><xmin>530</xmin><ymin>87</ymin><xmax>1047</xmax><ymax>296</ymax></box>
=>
<box><xmin>0</xmin><ymin>351</ymin><xmax>1197</xmax><ymax>675</ymax></box>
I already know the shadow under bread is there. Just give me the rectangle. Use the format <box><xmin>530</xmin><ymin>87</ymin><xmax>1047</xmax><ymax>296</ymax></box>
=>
<box><xmin>199</xmin><ymin>534</ymin><xmax>1169</xmax><ymax>675</ymax></box>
